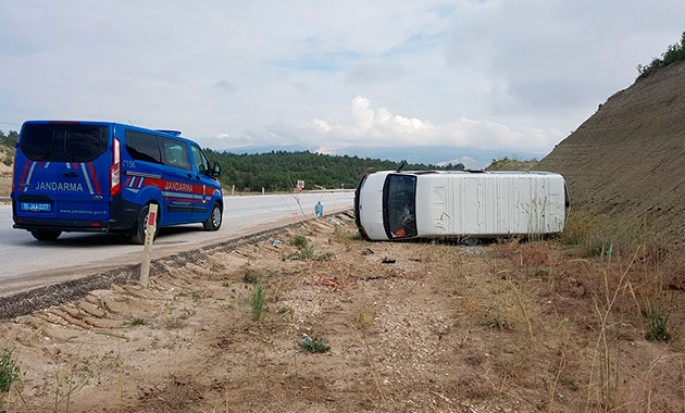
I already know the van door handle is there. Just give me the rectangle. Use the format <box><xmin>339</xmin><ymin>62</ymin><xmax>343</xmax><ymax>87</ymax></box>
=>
<box><xmin>64</xmin><ymin>171</ymin><xmax>78</xmax><ymax>178</ymax></box>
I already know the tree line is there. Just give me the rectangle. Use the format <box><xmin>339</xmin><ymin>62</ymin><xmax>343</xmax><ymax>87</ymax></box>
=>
<box><xmin>0</xmin><ymin>129</ymin><xmax>467</xmax><ymax>191</ymax></box>
<box><xmin>0</xmin><ymin>130</ymin><xmax>18</xmax><ymax>149</ymax></box>
<box><xmin>204</xmin><ymin>149</ymin><xmax>462</xmax><ymax>192</ymax></box>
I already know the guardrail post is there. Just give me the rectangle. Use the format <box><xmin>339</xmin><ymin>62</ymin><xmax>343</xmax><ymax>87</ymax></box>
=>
<box><xmin>139</xmin><ymin>203</ymin><xmax>158</xmax><ymax>287</ymax></box>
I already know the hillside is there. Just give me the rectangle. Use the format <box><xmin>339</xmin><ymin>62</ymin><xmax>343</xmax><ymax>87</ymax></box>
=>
<box><xmin>538</xmin><ymin>60</ymin><xmax>685</xmax><ymax>249</ymax></box>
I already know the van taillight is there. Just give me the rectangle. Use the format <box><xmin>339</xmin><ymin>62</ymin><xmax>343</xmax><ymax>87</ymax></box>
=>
<box><xmin>110</xmin><ymin>138</ymin><xmax>121</xmax><ymax>196</ymax></box>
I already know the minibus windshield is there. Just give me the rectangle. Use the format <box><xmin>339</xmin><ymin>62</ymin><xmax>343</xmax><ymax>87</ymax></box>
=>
<box><xmin>383</xmin><ymin>173</ymin><xmax>417</xmax><ymax>239</ymax></box>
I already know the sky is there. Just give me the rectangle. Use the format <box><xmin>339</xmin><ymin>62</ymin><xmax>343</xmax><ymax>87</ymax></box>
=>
<box><xmin>1</xmin><ymin>0</ymin><xmax>684</xmax><ymax>166</ymax></box>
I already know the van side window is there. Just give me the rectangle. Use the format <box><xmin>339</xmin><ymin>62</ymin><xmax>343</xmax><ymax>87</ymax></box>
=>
<box><xmin>190</xmin><ymin>144</ymin><xmax>210</xmax><ymax>174</ymax></box>
<box><xmin>125</xmin><ymin>131</ymin><xmax>161</xmax><ymax>163</ymax></box>
<box><xmin>161</xmin><ymin>138</ymin><xmax>190</xmax><ymax>170</ymax></box>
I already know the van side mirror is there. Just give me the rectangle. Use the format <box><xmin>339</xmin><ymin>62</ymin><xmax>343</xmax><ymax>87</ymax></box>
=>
<box><xmin>211</xmin><ymin>162</ymin><xmax>221</xmax><ymax>177</ymax></box>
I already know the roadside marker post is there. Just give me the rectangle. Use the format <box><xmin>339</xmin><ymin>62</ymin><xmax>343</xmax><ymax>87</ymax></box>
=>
<box><xmin>139</xmin><ymin>203</ymin><xmax>158</xmax><ymax>287</ymax></box>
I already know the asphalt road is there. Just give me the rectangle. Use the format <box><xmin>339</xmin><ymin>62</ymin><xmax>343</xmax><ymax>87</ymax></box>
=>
<box><xmin>0</xmin><ymin>191</ymin><xmax>354</xmax><ymax>294</ymax></box>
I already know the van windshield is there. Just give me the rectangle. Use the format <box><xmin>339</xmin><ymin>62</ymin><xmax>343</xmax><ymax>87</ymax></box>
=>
<box><xmin>20</xmin><ymin>123</ymin><xmax>108</xmax><ymax>162</ymax></box>
<box><xmin>383</xmin><ymin>174</ymin><xmax>417</xmax><ymax>239</ymax></box>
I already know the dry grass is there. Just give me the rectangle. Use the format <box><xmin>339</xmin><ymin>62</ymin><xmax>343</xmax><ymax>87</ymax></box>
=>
<box><xmin>1</xmin><ymin>214</ymin><xmax>683</xmax><ymax>412</ymax></box>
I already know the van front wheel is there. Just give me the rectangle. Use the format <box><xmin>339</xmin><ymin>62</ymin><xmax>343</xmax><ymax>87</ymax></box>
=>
<box><xmin>130</xmin><ymin>204</ymin><xmax>159</xmax><ymax>244</ymax></box>
<box><xmin>203</xmin><ymin>203</ymin><xmax>222</xmax><ymax>231</ymax></box>
<box><xmin>31</xmin><ymin>230</ymin><xmax>62</xmax><ymax>241</ymax></box>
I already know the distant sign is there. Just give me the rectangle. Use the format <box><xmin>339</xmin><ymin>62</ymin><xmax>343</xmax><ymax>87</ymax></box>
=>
<box><xmin>297</xmin><ymin>180</ymin><xmax>305</xmax><ymax>190</ymax></box>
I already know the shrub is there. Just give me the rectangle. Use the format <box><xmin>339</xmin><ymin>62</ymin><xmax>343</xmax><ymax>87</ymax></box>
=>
<box><xmin>298</xmin><ymin>336</ymin><xmax>331</xmax><ymax>353</ymax></box>
<box><xmin>637</xmin><ymin>31</ymin><xmax>685</xmax><ymax>78</ymax></box>
<box><xmin>0</xmin><ymin>349</ymin><xmax>21</xmax><ymax>393</ymax></box>
<box><xmin>293</xmin><ymin>235</ymin><xmax>308</xmax><ymax>248</ymax></box>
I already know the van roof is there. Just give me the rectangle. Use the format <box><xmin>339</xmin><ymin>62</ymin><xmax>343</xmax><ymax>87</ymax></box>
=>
<box><xmin>23</xmin><ymin>120</ymin><xmax>185</xmax><ymax>138</ymax></box>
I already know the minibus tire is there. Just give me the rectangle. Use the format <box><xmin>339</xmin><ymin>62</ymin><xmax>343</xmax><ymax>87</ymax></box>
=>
<box><xmin>130</xmin><ymin>204</ymin><xmax>159</xmax><ymax>244</ymax></box>
<box><xmin>31</xmin><ymin>230</ymin><xmax>62</xmax><ymax>242</ymax></box>
<box><xmin>203</xmin><ymin>202</ymin><xmax>222</xmax><ymax>231</ymax></box>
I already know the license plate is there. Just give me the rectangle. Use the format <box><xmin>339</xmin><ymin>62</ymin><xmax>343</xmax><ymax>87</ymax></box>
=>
<box><xmin>21</xmin><ymin>202</ymin><xmax>51</xmax><ymax>212</ymax></box>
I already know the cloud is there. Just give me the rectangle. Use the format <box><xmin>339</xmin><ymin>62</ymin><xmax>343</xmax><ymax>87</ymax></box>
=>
<box><xmin>300</xmin><ymin>96</ymin><xmax>563</xmax><ymax>154</ymax></box>
<box><xmin>1</xmin><ymin>0</ymin><xmax>685</xmax><ymax>161</ymax></box>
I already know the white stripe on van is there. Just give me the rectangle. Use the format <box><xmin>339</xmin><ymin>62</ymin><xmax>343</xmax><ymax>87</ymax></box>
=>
<box><xmin>24</xmin><ymin>162</ymin><xmax>37</xmax><ymax>191</ymax></box>
<box><xmin>80</xmin><ymin>163</ymin><xmax>94</xmax><ymax>195</ymax></box>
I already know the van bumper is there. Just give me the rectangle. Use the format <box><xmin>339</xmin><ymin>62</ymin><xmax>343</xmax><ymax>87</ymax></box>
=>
<box><xmin>11</xmin><ymin>198</ymin><xmax>143</xmax><ymax>234</ymax></box>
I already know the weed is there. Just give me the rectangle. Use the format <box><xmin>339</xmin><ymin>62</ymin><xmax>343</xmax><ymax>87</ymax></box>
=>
<box><xmin>243</xmin><ymin>267</ymin><xmax>263</xmax><ymax>284</ymax></box>
<box><xmin>284</xmin><ymin>241</ymin><xmax>335</xmax><ymax>262</ymax></box>
<box><xmin>94</xmin><ymin>331</ymin><xmax>130</xmax><ymax>340</ymax></box>
<box><xmin>298</xmin><ymin>336</ymin><xmax>331</xmax><ymax>353</ymax></box>
<box><xmin>299</xmin><ymin>244</ymin><xmax>315</xmax><ymax>260</ymax></box>
<box><xmin>277</xmin><ymin>306</ymin><xmax>294</xmax><ymax>316</ymax></box>
<box><xmin>644</xmin><ymin>305</ymin><xmax>672</xmax><ymax>341</ymax></box>
<box><xmin>53</xmin><ymin>358</ymin><xmax>91</xmax><ymax>413</ymax></box>
<box><xmin>124</xmin><ymin>317</ymin><xmax>149</xmax><ymax>326</ymax></box>
<box><xmin>163</xmin><ymin>376</ymin><xmax>196</xmax><ymax>410</ymax></box>
<box><xmin>484</xmin><ymin>312</ymin><xmax>510</xmax><ymax>331</ymax></box>
<box><xmin>190</xmin><ymin>291</ymin><xmax>203</xmax><ymax>302</ymax></box>
<box><xmin>315</xmin><ymin>251</ymin><xmax>336</xmax><ymax>261</ymax></box>
<box><xmin>0</xmin><ymin>348</ymin><xmax>21</xmax><ymax>393</ymax></box>
<box><xmin>163</xmin><ymin>319</ymin><xmax>187</xmax><ymax>330</ymax></box>
<box><xmin>293</xmin><ymin>235</ymin><xmax>308</xmax><ymax>248</ymax></box>
<box><xmin>333</xmin><ymin>222</ymin><xmax>360</xmax><ymax>242</ymax></box>
<box><xmin>561</xmin><ymin>211</ymin><xmax>608</xmax><ymax>247</ymax></box>
<box><xmin>358</xmin><ymin>309</ymin><xmax>370</xmax><ymax>329</ymax></box>
<box><xmin>508</xmin><ymin>279</ymin><xmax>533</xmax><ymax>340</ymax></box>
<box><xmin>251</xmin><ymin>282</ymin><xmax>265</xmax><ymax>321</ymax></box>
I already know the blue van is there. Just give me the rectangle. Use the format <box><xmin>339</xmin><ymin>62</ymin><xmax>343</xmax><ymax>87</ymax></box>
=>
<box><xmin>11</xmin><ymin>121</ymin><xmax>223</xmax><ymax>243</ymax></box>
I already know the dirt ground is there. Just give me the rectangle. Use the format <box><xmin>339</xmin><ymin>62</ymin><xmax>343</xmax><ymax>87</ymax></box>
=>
<box><xmin>0</xmin><ymin>214</ymin><xmax>683</xmax><ymax>413</ymax></box>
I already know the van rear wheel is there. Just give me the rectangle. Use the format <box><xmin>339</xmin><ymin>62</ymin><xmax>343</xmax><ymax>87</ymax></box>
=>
<box><xmin>130</xmin><ymin>204</ymin><xmax>159</xmax><ymax>244</ymax></box>
<box><xmin>203</xmin><ymin>203</ymin><xmax>222</xmax><ymax>231</ymax></box>
<box><xmin>31</xmin><ymin>230</ymin><xmax>62</xmax><ymax>241</ymax></box>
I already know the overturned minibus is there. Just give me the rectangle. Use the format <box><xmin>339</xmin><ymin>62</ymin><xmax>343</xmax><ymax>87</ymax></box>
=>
<box><xmin>354</xmin><ymin>170</ymin><xmax>568</xmax><ymax>242</ymax></box>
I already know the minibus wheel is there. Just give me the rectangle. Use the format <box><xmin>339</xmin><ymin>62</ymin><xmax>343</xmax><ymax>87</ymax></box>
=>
<box><xmin>203</xmin><ymin>202</ymin><xmax>222</xmax><ymax>231</ymax></box>
<box><xmin>31</xmin><ymin>230</ymin><xmax>62</xmax><ymax>242</ymax></box>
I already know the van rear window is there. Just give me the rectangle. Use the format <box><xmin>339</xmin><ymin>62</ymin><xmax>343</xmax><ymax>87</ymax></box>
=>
<box><xmin>20</xmin><ymin>123</ymin><xmax>108</xmax><ymax>162</ymax></box>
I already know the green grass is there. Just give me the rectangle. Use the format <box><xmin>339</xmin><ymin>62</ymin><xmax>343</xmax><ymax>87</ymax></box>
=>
<box><xmin>0</xmin><ymin>348</ymin><xmax>21</xmax><ymax>393</ymax></box>
<box><xmin>643</xmin><ymin>303</ymin><xmax>672</xmax><ymax>342</ymax></box>
<box><xmin>293</xmin><ymin>235</ymin><xmax>309</xmax><ymax>249</ymax></box>
<box><xmin>251</xmin><ymin>282</ymin><xmax>265</xmax><ymax>321</ymax></box>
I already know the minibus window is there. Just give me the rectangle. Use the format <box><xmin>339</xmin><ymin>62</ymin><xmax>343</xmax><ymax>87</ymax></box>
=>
<box><xmin>20</xmin><ymin>124</ymin><xmax>107</xmax><ymax>162</ymax></box>
<box><xmin>384</xmin><ymin>174</ymin><xmax>417</xmax><ymax>238</ymax></box>
<box><xmin>191</xmin><ymin>144</ymin><xmax>210</xmax><ymax>174</ymax></box>
<box><xmin>125</xmin><ymin>131</ymin><xmax>162</xmax><ymax>163</ymax></box>
<box><xmin>161</xmin><ymin>138</ymin><xmax>190</xmax><ymax>170</ymax></box>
